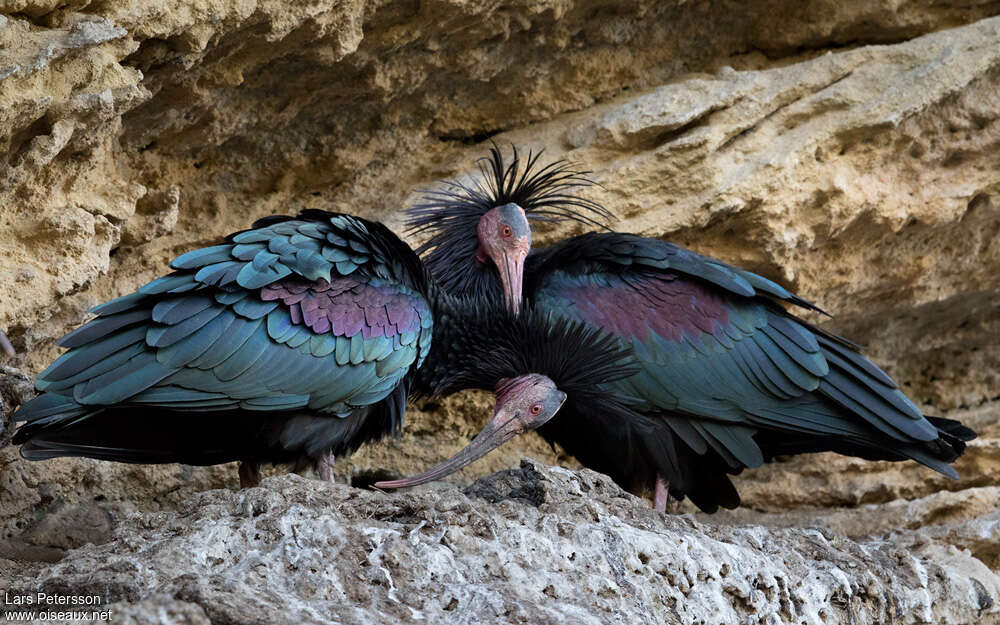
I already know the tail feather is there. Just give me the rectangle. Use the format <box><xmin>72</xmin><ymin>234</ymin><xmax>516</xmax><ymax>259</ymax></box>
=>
<box><xmin>756</xmin><ymin>413</ymin><xmax>973</xmax><ymax>478</ymax></box>
<box><xmin>928</xmin><ymin>415</ymin><xmax>977</xmax><ymax>444</ymax></box>
<box><xmin>13</xmin><ymin>397</ymin><xmax>403</xmax><ymax>467</ymax></box>
<box><xmin>16</xmin><ymin>407</ymin><xmax>264</xmax><ymax>465</ymax></box>
<box><xmin>747</xmin><ymin>315</ymin><xmax>976</xmax><ymax>477</ymax></box>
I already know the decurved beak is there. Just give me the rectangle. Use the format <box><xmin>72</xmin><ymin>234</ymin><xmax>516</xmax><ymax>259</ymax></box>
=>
<box><xmin>375</xmin><ymin>392</ymin><xmax>566</xmax><ymax>490</ymax></box>
<box><xmin>497</xmin><ymin>250</ymin><xmax>526</xmax><ymax>316</ymax></box>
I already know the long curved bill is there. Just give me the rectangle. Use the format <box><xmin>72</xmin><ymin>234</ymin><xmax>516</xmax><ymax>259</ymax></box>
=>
<box><xmin>497</xmin><ymin>250</ymin><xmax>525</xmax><ymax>316</ymax></box>
<box><xmin>375</xmin><ymin>392</ymin><xmax>565</xmax><ymax>490</ymax></box>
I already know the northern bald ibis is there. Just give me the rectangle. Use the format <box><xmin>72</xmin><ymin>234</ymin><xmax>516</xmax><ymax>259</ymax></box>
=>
<box><xmin>381</xmin><ymin>147</ymin><xmax>976</xmax><ymax>512</ymax></box>
<box><xmin>12</xmin><ymin>210</ymin><xmax>627</xmax><ymax>487</ymax></box>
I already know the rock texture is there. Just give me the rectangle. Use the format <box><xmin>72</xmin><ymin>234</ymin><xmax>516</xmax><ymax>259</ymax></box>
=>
<box><xmin>1</xmin><ymin>1</ymin><xmax>999</xmax><ymax>623</ymax></box>
<box><xmin>4</xmin><ymin>461</ymin><xmax>1000</xmax><ymax>625</ymax></box>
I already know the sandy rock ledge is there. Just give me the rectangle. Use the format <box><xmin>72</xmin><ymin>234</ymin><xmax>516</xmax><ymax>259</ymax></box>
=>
<box><xmin>0</xmin><ymin>460</ymin><xmax>996</xmax><ymax>625</ymax></box>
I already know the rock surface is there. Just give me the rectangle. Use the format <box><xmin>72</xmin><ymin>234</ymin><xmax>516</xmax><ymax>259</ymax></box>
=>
<box><xmin>1</xmin><ymin>1</ymin><xmax>999</xmax><ymax>623</ymax></box>
<box><xmin>3</xmin><ymin>461</ymin><xmax>999</xmax><ymax>625</ymax></box>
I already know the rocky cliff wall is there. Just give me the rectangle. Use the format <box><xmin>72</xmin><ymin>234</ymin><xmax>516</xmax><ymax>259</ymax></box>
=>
<box><xmin>1</xmin><ymin>2</ymin><xmax>998</xmax><ymax>623</ymax></box>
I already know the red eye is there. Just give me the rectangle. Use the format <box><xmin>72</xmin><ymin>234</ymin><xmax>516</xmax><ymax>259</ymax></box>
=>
<box><xmin>502</xmin><ymin>225</ymin><xmax>512</xmax><ymax>237</ymax></box>
<box><xmin>530</xmin><ymin>403</ymin><xmax>543</xmax><ymax>415</ymax></box>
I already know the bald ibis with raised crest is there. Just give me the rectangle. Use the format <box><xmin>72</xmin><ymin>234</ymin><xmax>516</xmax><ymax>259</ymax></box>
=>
<box><xmin>12</xmin><ymin>209</ymin><xmax>631</xmax><ymax>487</ymax></box>
<box><xmin>380</xmin><ymin>146</ymin><xmax>976</xmax><ymax>512</ymax></box>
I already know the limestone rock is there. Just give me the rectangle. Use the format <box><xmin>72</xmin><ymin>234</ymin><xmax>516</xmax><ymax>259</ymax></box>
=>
<box><xmin>0</xmin><ymin>366</ymin><xmax>32</xmax><ymax>446</ymax></box>
<box><xmin>3</xmin><ymin>461</ymin><xmax>999</xmax><ymax>625</ymax></box>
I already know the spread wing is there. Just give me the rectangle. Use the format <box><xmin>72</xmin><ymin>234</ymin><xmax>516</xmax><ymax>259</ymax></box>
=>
<box><xmin>14</xmin><ymin>212</ymin><xmax>433</xmax><ymax>463</ymax></box>
<box><xmin>529</xmin><ymin>233</ymin><xmax>966</xmax><ymax>505</ymax></box>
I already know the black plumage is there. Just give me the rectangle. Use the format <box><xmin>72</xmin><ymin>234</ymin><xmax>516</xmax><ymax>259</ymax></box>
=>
<box><xmin>406</xmin><ymin>146</ymin><xmax>976</xmax><ymax>512</ymax></box>
<box><xmin>15</xmin><ymin>210</ymin><xmax>620</xmax><ymax>485</ymax></box>
<box><xmin>14</xmin><ymin>213</ymin><xmax>436</xmax><ymax>479</ymax></box>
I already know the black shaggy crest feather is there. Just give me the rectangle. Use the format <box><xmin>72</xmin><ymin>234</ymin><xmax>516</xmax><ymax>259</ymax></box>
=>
<box><xmin>416</xmin><ymin>300</ymin><xmax>638</xmax><ymax>409</ymax></box>
<box><xmin>476</xmin><ymin>309</ymin><xmax>639</xmax><ymax>399</ymax></box>
<box><xmin>407</xmin><ymin>145</ymin><xmax>614</xmax><ymax>300</ymax></box>
<box><xmin>407</xmin><ymin>144</ymin><xmax>612</xmax><ymax>233</ymax></box>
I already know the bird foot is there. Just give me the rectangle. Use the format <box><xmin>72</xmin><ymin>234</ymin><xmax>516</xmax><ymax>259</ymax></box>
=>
<box><xmin>238</xmin><ymin>460</ymin><xmax>261</xmax><ymax>488</ymax></box>
<box><xmin>314</xmin><ymin>451</ymin><xmax>335</xmax><ymax>483</ymax></box>
<box><xmin>653</xmin><ymin>476</ymin><xmax>669</xmax><ymax>513</ymax></box>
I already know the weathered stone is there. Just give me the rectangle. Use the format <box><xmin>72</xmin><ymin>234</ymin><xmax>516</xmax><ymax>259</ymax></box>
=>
<box><xmin>4</xmin><ymin>461</ymin><xmax>999</xmax><ymax>625</ymax></box>
<box><xmin>0</xmin><ymin>366</ymin><xmax>32</xmax><ymax>446</ymax></box>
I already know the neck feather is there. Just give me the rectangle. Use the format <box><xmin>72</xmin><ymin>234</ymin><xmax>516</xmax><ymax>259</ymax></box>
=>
<box><xmin>420</xmin><ymin>226</ymin><xmax>504</xmax><ymax>303</ymax></box>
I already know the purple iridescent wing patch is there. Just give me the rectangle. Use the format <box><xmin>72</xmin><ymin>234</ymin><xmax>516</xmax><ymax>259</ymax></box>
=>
<box><xmin>261</xmin><ymin>277</ymin><xmax>428</xmax><ymax>340</ymax></box>
<box><xmin>537</xmin><ymin>271</ymin><xmax>732</xmax><ymax>343</ymax></box>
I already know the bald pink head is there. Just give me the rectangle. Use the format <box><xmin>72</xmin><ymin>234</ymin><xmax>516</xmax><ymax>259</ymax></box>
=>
<box><xmin>375</xmin><ymin>374</ymin><xmax>566</xmax><ymax>489</ymax></box>
<box><xmin>476</xmin><ymin>203</ymin><xmax>530</xmax><ymax>315</ymax></box>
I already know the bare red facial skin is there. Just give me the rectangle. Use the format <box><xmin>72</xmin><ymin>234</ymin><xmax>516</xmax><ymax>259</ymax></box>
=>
<box><xmin>375</xmin><ymin>374</ymin><xmax>566</xmax><ymax>490</ymax></box>
<box><xmin>475</xmin><ymin>204</ymin><xmax>531</xmax><ymax>315</ymax></box>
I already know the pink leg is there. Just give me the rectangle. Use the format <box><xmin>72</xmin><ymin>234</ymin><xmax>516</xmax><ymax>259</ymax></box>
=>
<box><xmin>653</xmin><ymin>476</ymin><xmax>669</xmax><ymax>512</ymax></box>
<box><xmin>315</xmin><ymin>451</ymin><xmax>335</xmax><ymax>482</ymax></box>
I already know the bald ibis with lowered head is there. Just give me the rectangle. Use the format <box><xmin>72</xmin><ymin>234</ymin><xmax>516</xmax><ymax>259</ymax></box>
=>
<box><xmin>382</xmin><ymin>147</ymin><xmax>976</xmax><ymax>512</ymax></box>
